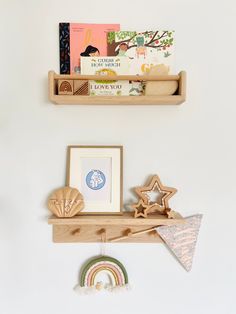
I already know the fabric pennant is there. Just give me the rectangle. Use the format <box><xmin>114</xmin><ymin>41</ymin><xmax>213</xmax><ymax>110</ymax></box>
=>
<box><xmin>156</xmin><ymin>214</ymin><xmax>202</xmax><ymax>271</ymax></box>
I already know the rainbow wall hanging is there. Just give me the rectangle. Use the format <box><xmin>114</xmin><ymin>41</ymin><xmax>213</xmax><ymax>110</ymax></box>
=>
<box><xmin>74</xmin><ymin>256</ymin><xmax>130</xmax><ymax>294</ymax></box>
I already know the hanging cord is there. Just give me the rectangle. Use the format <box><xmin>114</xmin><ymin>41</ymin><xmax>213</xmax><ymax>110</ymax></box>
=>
<box><xmin>100</xmin><ymin>228</ymin><xmax>106</xmax><ymax>256</ymax></box>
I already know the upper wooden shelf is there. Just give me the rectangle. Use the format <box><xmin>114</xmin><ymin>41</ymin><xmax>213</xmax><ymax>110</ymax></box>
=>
<box><xmin>48</xmin><ymin>212</ymin><xmax>183</xmax><ymax>226</ymax></box>
<box><xmin>48</xmin><ymin>212</ymin><xmax>185</xmax><ymax>243</ymax></box>
<box><xmin>48</xmin><ymin>70</ymin><xmax>186</xmax><ymax>105</ymax></box>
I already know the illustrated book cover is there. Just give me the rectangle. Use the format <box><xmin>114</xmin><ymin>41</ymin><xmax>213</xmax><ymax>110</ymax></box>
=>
<box><xmin>80</xmin><ymin>56</ymin><xmax>132</xmax><ymax>96</ymax></box>
<box><xmin>107</xmin><ymin>31</ymin><xmax>175</xmax><ymax>75</ymax></box>
<box><xmin>59</xmin><ymin>23</ymin><xmax>120</xmax><ymax>74</ymax></box>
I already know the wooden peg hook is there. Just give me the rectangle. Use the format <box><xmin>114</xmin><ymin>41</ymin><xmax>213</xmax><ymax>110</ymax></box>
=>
<box><xmin>98</xmin><ymin>228</ymin><xmax>107</xmax><ymax>243</ymax></box>
<box><xmin>110</xmin><ymin>226</ymin><xmax>159</xmax><ymax>242</ymax></box>
<box><xmin>126</xmin><ymin>228</ymin><xmax>133</xmax><ymax>237</ymax></box>
<box><xmin>71</xmin><ymin>228</ymin><xmax>80</xmax><ymax>236</ymax></box>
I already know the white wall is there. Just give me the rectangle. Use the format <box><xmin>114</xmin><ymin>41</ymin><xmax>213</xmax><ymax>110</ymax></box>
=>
<box><xmin>1</xmin><ymin>0</ymin><xmax>236</xmax><ymax>313</ymax></box>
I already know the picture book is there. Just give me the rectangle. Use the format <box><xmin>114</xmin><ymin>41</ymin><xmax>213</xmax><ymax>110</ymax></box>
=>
<box><xmin>107</xmin><ymin>31</ymin><xmax>175</xmax><ymax>75</ymax></box>
<box><xmin>59</xmin><ymin>23</ymin><xmax>120</xmax><ymax>74</ymax></box>
<box><xmin>80</xmin><ymin>56</ymin><xmax>131</xmax><ymax>96</ymax></box>
<box><xmin>59</xmin><ymin>23</ymin><xmax>70</xmax><ymax>74</ymax></box>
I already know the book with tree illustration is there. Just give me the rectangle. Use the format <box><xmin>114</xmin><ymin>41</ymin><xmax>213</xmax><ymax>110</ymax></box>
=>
<box><xmin>80</xmin><ymin>56</ymin><xmax>134</xmax><ymax>96</ymax></box>
<box><xmin>107</xmin><ymin>31</ymin><xmax>174</xmax><ymax>75</ymax></box>
<box><xmin>59</xmin><ymin>23</ymin><xmax>120</xmax><ymax>74</ymax></box>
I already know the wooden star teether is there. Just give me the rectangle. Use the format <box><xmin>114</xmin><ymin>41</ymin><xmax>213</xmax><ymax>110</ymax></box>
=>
<box><xmin>133</xmin><ymin>175</ymin><xmax>177</xmax><ymax>217</ymax></box>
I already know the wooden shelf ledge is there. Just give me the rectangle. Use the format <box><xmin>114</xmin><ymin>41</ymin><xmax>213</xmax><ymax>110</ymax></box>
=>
<box><xmin>48</xmin><ymin>212</ymin><xmax>185</xmax><ymax>243</ymax></box>
<box><xmin>48</xmin><ymin>71</ymin><xmax>186</xmax><ymax>105</ymax></box>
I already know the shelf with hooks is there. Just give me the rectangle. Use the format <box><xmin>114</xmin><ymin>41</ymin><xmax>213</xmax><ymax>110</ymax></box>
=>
<box><xmin>48</xmin><ymin>70</ymin><xmax>186</xmax><ymax>105</ymax></box>
<box><xmin>48</xmin><ymin>212</ymin><xmax>185</xmax><ymax>243</ymax></box>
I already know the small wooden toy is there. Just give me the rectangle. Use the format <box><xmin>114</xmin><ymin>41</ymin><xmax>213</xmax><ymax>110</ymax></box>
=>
<box><xmin>58</xmin><ymin>79</ymin><xmax>73</xmax><ymax>95</ymax></box>
<box><xmin>48</xmin><ymin>186</ymin><xmax>84</xmax><ymax>217</ymax></box>
<box><xmin>74</xmin><ymin>256</ymin><xmax>130</xmax><ymax>294</ymax></box>
<box><xmin>73</xmin><ymin>80</ymin><xmax>89</xmax><ymax>95</ymax></box>
<box><xmin>131</xmin><ymin>199</ymin><xmax>151</xmax><ymax>218</ymax></box>
<box><xmin>135</xmin><ymin>175</ymin><xmax>177</xmax><ymax>213</ymax></box>
<box><xmin>132</xmin><ymin>175</ymin><xmax>177</xmax><ymax>218</ymax></box>
<box><xmin>145</xmin><ymin>64</ymin><xmax>178</xmax><ymax>96</ymax></box>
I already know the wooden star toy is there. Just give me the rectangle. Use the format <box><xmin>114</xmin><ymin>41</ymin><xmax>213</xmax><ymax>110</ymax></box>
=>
<box><xmin>134</xmin><ymin>175</ymin><xmax>177</xmax><ymax>214</ymax></box>
<box><xmin>131</xmin><ymin>199</ymin><xmax>152</xmax><ymax>218</ymax></box>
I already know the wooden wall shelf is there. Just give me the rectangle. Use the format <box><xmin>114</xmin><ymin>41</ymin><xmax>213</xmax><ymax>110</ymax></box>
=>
<box><xmin>48</xmin><ymin>71</ymin><xmax>186</xmax><ymax>105</ymax></box>
<box><xmin>48</xmin><ymin>212</ymin><xmax>185</xmax><ymax>243</ymax></box>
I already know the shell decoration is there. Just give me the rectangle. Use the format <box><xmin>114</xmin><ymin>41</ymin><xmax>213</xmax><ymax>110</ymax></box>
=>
<box><xmin>48</xmin><ymin>186</ymin><xmax>84</xmax><ymax>217</ymax></box>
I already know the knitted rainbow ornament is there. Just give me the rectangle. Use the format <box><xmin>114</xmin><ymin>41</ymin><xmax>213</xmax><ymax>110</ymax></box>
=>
<box><xmin>74</xmin><ymin>256</ymin><xmax>130</xmax><ymax>294</ymax></box>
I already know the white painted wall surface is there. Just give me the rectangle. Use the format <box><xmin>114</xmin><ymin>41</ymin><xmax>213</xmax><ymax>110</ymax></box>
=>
<box><xmin>0</xmin><ymin>0</ymin><xmax>235</xmax><ymax>313</ymax></box>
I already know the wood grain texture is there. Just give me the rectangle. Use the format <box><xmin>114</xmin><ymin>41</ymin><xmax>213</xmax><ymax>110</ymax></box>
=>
<box><xmin>58</xmin><ymin>79</ymin><xmax>73</xmax><ymax>95</ymax></box>
<box><xmin>178</xmin><ymin>71</ymin><xmax>186</xmax><ymax>98</ymax></box>
<box><xmin>48</xmin><ymin>212</ymin><xmax>184</xmax><ymax>243</ymax></box>
<box><xmin>134</xmin><ymin>175</ymin><xmax>177</xmax><ymax>215</ymax></box>
<box><xmin>48</xmin><ymin>71</ymin><xmax>186</xmax><ymax>105</ymax></box>
<box><xmin>145</xmin><ymin>65</ymin><xmax>178</xmax><ymax>96</ymax></box>
<box><xmin>48</xmin><ymin>212</ymin><xmax>184</xmax><ymax>225</ymax></box>
<box><xmin>52</xmin><ymin>224</ymin><xmax>163</xmax><ymax>243</ymax></box>
<box><xmin>47</xmin><ymin>186</ymin><xmax>84</xmax><ymax>217</ymax></box>
<box><xmin>53</xmin><ymin>73</ymin><xmax>180</xmax><ymax>81</ymax></box>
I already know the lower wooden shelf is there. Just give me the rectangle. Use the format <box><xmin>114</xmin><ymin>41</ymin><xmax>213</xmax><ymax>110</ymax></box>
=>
<box><xmin>48</xmin><ymin>71</ymin><xmax>186</xmax><ymax>105</ymax></box>
<box><xmin>48</xmin><ymin>212</ymin><xmax>185</xmax><ymax>243</ymax></box>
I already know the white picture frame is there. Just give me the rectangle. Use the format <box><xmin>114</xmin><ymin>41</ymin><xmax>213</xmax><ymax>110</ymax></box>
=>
<box><xmin>66</xmin><ymin>146</ymin><xmax>123</xmax><ymax>215</ymax></box>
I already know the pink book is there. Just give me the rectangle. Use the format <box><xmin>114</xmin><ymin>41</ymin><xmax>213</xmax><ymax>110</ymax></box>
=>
<box><xmin>69</xmin><ymin>23</ymin><xmax>120</xmax><ymax>74</ymax></box>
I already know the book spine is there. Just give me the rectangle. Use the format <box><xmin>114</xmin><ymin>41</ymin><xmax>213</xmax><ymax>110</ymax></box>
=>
<box><xmin>59</xmin><ymin>23</ymin><xmax>70</xmax><ymax>74</ymax></box>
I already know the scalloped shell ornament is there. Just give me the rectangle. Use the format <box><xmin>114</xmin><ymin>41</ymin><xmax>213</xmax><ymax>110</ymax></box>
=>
<box><xmin>48</xmin><ymin>187</ymin><xmax>84</xmax><ymax>217</ymax></box>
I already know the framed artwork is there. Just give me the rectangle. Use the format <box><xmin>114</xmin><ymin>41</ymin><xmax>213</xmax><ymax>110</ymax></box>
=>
<box><xmin>66</xmin><ymin>146</ymin><xmax>123</xmax><ymax>215</ymax></box>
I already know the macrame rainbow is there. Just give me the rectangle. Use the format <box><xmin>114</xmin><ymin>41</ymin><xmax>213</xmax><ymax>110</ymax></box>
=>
<box><xmin>74</xmin><ymin>256</ymin><xmax>129</xmax><ymax>294</ymax></box>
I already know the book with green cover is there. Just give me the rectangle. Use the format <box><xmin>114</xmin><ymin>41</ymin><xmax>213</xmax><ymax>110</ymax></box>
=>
<box><xmin>107</xmin><ymin>31</ymin><xmax>175</xmax><ymax>75</ymax></box>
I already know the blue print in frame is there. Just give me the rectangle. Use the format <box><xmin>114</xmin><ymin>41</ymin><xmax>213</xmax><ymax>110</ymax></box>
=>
<box><xmin>86</xmin><ymin>170</ymin><xmax>106</xmax><ymax>190</ymax></box>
